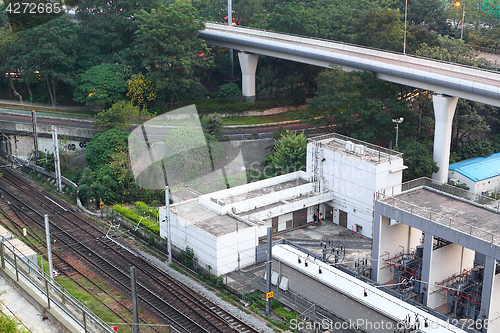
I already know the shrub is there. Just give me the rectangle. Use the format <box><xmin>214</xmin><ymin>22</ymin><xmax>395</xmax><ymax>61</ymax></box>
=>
<box><xmin>217</xmin><ymin>83</ymin><xmax>241</xmax><ymax>100</ymax></box>
<box><xmin>112</xmin><ymin>204</ymin><xmax>159</xmax><ymax>234</ymax></box>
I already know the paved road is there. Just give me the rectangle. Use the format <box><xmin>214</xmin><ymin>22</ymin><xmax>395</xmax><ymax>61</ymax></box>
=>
<box><xmin>0</xmin><ymin>112</ymin><xmax>93</xmax><ymax>129</ymax></box>
<box><xmin>0</xmin><ymin>110</ymin><xmax>318</xmax><ymax>137</ymax></box>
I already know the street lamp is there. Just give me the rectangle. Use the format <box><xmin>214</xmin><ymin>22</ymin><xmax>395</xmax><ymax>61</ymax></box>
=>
<box><xmin>403</xmin><ymin>0</ymin><xmax>408</xmax><ymax>54</ymax></box>
<box><xmin>456</xmin><ymin>2</ymin><xmax>465</xmax><ymax>40</ymax></box>
<box><xmin>392</xmin><ymin>117</ymin><xmax>404</xmax><ymax>146</ymax></box>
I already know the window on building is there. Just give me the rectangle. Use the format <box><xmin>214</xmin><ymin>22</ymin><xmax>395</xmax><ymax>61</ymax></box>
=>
<box><xmin>356</xmin><ymin>224</ymin><xmax>362</xmax><ymax>233</ymax></box>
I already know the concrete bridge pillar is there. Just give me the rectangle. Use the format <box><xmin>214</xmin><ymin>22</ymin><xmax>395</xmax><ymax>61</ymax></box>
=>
<box><xmin>238</xmin><ymin>52</ymin><xmax>259</xmax><ymax>102</ymax></box>
<box><xmin>432</xmin><ymin>94</ymin><xmax>458</xmax><ymax>183</ymax></box>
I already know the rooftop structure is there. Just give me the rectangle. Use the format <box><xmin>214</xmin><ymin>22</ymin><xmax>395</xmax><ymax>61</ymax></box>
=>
<box><xmin>372</xmin><ymin>177</ymin><xmax>500</xmax><ymax>329</ymax></box>
<box><xmin>159</xmin><ymin>171</ymin><xmax>333</xmax><ymax>275</ymax></box>
<box><xmin>449</xmin><ymin>152</ymin><xmax>500</xmax><ymax>195</ymax></box>
<box><xmin>273</xmin><ymin>244</ymin><xmax>467</xmax><ymax>333</ymax></box>
<box><xmin>306</xmin><ymin>133</ymin><xmax>405</xmax><ymax>237</ymax></box>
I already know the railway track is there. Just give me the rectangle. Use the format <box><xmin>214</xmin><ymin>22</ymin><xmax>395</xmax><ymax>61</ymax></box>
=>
<box><xmin>0</xmin><ymin>167</ymin><xmax>262</xmax><ymax>333</ymax></box>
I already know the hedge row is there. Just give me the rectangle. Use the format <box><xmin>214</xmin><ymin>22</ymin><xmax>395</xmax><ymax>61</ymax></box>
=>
<box><xmin>134</xmin><ymin>201</ymin><xmax>158</xmax><ymax>218</ymax></box>
<box><xmin>112</xmin><ymin>204</ymin><xmax>160</xmax><ymax>234</ymax></box>
<box><xmin>164</xmin><ymin>98</ymin><xmax>294</xmax><ymax>115</ymax></box>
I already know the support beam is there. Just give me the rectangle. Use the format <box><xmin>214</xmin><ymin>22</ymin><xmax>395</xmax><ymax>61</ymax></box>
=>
<box><xmin>238</xmin><ymin>52</ymin><xmax>258</xmax><ymax>102</ymax></box>
<box><xmin>432</xmin><ymin>94</ymin><xmax>458</xmax><ymax>183</ymax></box>
<box><xmin>480</xmin><ymin>256</ymin><xmax>496</xmax><ymax>331</ymax></box>
<box><xmin>371</xmin><ymin>204</ymin><xmax>382</xmax><ymax>282</ymax></box>
<box><xmin>421</xmin><ymin>232</ymin><xmax>433</xmax><ymax>306</ymax></box>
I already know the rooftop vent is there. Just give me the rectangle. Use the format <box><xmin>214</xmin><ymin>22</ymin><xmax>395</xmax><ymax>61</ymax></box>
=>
<box><xmin>345</xmin><ymin>141</ymin><xmax>354</xmax><ymax>152</ymax></box>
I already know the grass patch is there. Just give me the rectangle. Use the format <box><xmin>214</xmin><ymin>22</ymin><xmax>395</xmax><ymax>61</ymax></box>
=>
<box><xmin>220</xmin><ymin>113</ymin><xmax>295</xmax><ymax>126</ymax></box>
<box><xmin>0</xmin><ymin>310</ymin><xmax>30</xmax><ymax>333</ymax></box>
<box><xmin>56</xmin><ymin>276</ymin><xmax>131</xmax><ymax>325</ymax></box>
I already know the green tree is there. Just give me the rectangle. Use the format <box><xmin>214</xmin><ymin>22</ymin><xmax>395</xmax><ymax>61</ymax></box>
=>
<box><xmin>217</xmin><ymin>82</ymin><xmax>241</xmax><ymax>100</ymax></box>
<box><xmin>4</xmin><ymin>0</ymin><xmax>64</xmax><ymax>32</ymax></box>
<box><xmin>415</xmin><ymin>35</ymin><xmax>491</xmax><ymax>67</ymax></box>
<box><xmin>193</xmin><ymin>0</ymin><xmax>227</xmax><ymax>21</ymax></box>
<box><xmin>75</xmin><ymin>0</ymin><xmax>155</xmax><ymax>69</ymax></box>
<box><xmin>202</xmin><ymin>113</ymin><xmax>225</xmax><ymax>140</ymax></box>
<box><xmin>0</xmin><ymin>17</ymin><xmax>20</xmax><ymax>101</ymax></box>
<box><xmin>73</xmin><ymin>64</ymin><xmax>129</xmax><ymax>106</ymax></box>
<box><xmin>404</xmin><ymin>0</ymin><xmax>450</xmax><ymax>35</ymax></box>
<box><xmin>135</xmin><ymin>1</ymin><xmax>213</xmax><ymax>105</ymax></box>
<box><xmin>126</xmin><ymin>74</ymin><xmax>157</xmax><ymax>109</ymax></box>
<box><xmin>269</xmin><ymin>130</ymin><xmax>307</xmax><ymax>176</ymax></box>
<box><xmin>8</xmin><ymin>16</ymin><xmax>77</xmax><ymax>107</ymax></box>
<box><xmin>85</xmin><ymin>128</ymin><xmax>129</xmax><ymax>171</ymax></box>
<box><xmin>397</xmin><ymin>139</ymin><xmax>439</xmax><ymax>182</ymax></box>
<box><xmin>306</xmin><ymin>70</ymin><xmax>407</xmax><ymax>145</ymax></box>
<box><xmin>450</xmin><ymin>137</ymin><xmax>500</xmax><ymax>162</ymax></box>
<box><xmin>163</xmin><ymin>127</ymin><xmax>213</xmax><ymax>183</ymax></box>
<box><xmin>355</xmin><ymin>10</ymin><xmax>403</xmax><ymax>51</ymax></box>
<box><xmin>93</xmin><ymin>101</ymin><xmax>151</xmax><ymax>133</ymax></box>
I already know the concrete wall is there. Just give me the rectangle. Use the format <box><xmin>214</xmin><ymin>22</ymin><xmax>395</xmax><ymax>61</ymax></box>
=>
<box><xmin>159</xmin><ymin>206</ymin><xmax>259</xmax><ymax>275</ymax></box>
<box><xmin>0</xmin><ymin>119</ymin><xmax>92</xmax><ymax>160</ymax></box>
<box><xmin>306</xmin><ymin>143</ymin><xmax>404</xmax><ymax>238</ymax></box>
<box><xmin>274</xmin><ymin>258</ymin><xmax>396</xmax><ymax>333</ymax></box>
<box><xmin>428</xmin><ymin>244</ymin><xmax>475</xmax><ymax>309</ymax></box>
<box><xmin>448</xmin><ymin>171</ymin><xmax>500</xmax><ymax>195</ymax></box>
<box><xmin>377</xmin><ymin>216</ymin><xmax>415</xmax><ymax>283</ymax></box>
<box><xmin>216</xmin><ymin>225</ymin><xmax>258</xmax><ymax>275</ymax></box>
<box><xmin>489</xmin><ymin>273</ymin><xmax>500</xmax><ymax>333</ymax></box>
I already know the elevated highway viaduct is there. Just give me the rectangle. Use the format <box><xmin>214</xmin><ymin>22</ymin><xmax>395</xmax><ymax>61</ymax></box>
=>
<box><xmin>199</xmin><ymin>23</ymin><xmax>500</xmax><ymax>183</ymax></box>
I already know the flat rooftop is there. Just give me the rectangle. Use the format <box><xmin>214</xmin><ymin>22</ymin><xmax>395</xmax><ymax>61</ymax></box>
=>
<box><xmin>170</xmin><ymin>200</ymin><xmax>251</xmax><ymax>237</ymax></box>
<box><xmin>309</xmin><ymin>133</ymin><xmax>403</xmax><ymax>165</ymax></box>
<box><xmin>380</xmin><ymin>187</ymin><xmax>500</xmax><ymax>244</ymax></box>
<box><xmin>220</xmin><ymin>178</ymin><xmax>309</xmax><ymax>205</ymax></box>
<box><xmin>449</xmin><ymin>152</ymin><xmax>500</xmax><ymax>182</ymax></box>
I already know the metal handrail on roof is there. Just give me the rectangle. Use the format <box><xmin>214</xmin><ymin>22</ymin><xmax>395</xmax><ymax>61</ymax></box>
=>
<box><xmin>309</xmin><ymin>132</ymin><xmax>403</xmax><ymax>159</ymax></box>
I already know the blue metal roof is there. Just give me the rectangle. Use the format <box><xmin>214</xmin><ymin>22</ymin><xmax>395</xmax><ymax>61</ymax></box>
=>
<box><xmin>449</xmin><ymin>152</ymin><xmax>500</xmax><ymax>182</ymax></box>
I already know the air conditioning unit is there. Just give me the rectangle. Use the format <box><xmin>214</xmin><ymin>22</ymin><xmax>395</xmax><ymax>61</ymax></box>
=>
<box><xmin>345</xmin><ymin>141</ymin><xmax>354</xmax><ymax>151</ymax></box>
<box><xmin>389</xmin><ymin>218</ymin><xmax>400</xmax><ymax>226</ymax></box>
<box><xmin>354</xmin><ymin>144</ymin><xmax>365</xmax><ymax>155</ymax></box>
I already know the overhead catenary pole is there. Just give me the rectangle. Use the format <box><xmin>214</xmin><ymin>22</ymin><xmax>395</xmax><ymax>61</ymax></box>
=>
<box><xmin>166</xmin><ymin>185</ymin><xmax>172</xmax><ymax>264</ymax></box>
<box><xmin>31</xmin><ymin>111</ymin><xmax>38</xmax><ymax>165</ymax></box>
<box><xmin>51</xmin><ymin>126</ymin><xmax>62</xmax><ymax>192</ymax></box>
<box><xmin>130</xmin><ymin>266</ymin><xmax>139</xmax><ymax>333</ymax></box>
<box><xmin>44</xmin><ymin>214</ymin><xmax>54</xmax><ymax>285</ymax></box>
<box><xmin>228</xmin><ymin>0</ymin><xmax>234</xmax><ymax>79</ymax></box>
<box><xmin>403</xmin><ymin>0</ymin><xmax>408</xmax><ymax>54</ymax></box>
<box><xmin>266</xmin><ymin>226</ymin><xmax>272</xmax><ymax>314</ymax></box>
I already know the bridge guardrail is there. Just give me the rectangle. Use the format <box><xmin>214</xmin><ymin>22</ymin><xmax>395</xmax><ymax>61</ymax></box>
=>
<box><xmin>204</xmin><ymin>22</ymin><xmax>499</xmax><ymax>73</ymax></box>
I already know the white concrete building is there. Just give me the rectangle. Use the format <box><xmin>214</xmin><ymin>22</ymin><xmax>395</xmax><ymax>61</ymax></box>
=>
<box><xmin>306</xmin><ymin>133</ymin><xmax>406</xmax><ymax>238</ymax></box>
<box><xmin>448</xmin><ymin>152</ymin><xmax>500</xmax><ymax>196</ymax></box>
<box><xmin>158</xmin><ymin>133</ymin><xmax>405</xmax><ymax>275</ymax></box>
<box><xmin>158</xmin><ymin>171</ymin><xmax>334</xmax><ymax>275</ymax></box>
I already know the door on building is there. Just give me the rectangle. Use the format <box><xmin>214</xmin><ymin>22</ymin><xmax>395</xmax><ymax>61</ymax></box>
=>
<box><xmin>272</xmin><ymin>217</ymin><xmax>278</xmax><ymax>233</ymax></box>
<box><xmin>339</xmin><ymin>210</ymin><xmax>348</xmax><ymax>228</ymax></box>
<box><xmin>325</xmin><ymin>204</ymin><xmax>333</xmax><ymax>222</ymax></box>
<box><xmin>293</xmin><ymin>208</ymin><xmax>308</xmax><ymax>227</ymax></box>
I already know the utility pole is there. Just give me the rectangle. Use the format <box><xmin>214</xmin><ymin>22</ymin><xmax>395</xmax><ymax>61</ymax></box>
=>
<box><xmin>44</xmin><ymin>214</ymin><xmax>54</xmax><ymax>286</ymax></box>
<box><xmin>166</xmin><ymin>185</ymin><xmax>172</xmax><ymax>264</ymax></box>
<box><xmin>266</xmin><ymin>226</ymin><xmax>272</xmax><ymax>314</ymax></box>
<box><xmin>31</xmin><ymin>111</ymin><xmax>38</xmax><ymax>165</ymax></box>
<box><xmin>228</xmin><ymin>0</ymin><xmax>234</xmax><ymax>79</ymax></box>
<box><xmin>130</xmin><ymin>267</ymin><xmax>139</xmax><ymax>333</ymax></box>
<box><xmin>51</xmin><ymin>126</ymin><xmax>62</xmax><ymax>192</ymax></box>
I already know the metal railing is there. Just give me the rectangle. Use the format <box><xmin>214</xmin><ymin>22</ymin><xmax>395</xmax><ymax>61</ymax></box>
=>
<box><xmin>376</xmin><ymin>177</ymin><xmax>500</xmax><ymax>245</ymax></box>
<box><xmin>204</xmin><ymin>22</ymin><xmax>498</xmax><ymax>73</ymax></box>
<box><xmin>309</xmin><ymin>132</ymin><xmax>403</xmax><ymax>160</ymax></box>
<box><xmin>0</xmin><ymin>239</ymin><xmax>115</xmax><ymax>333</ymax></box>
